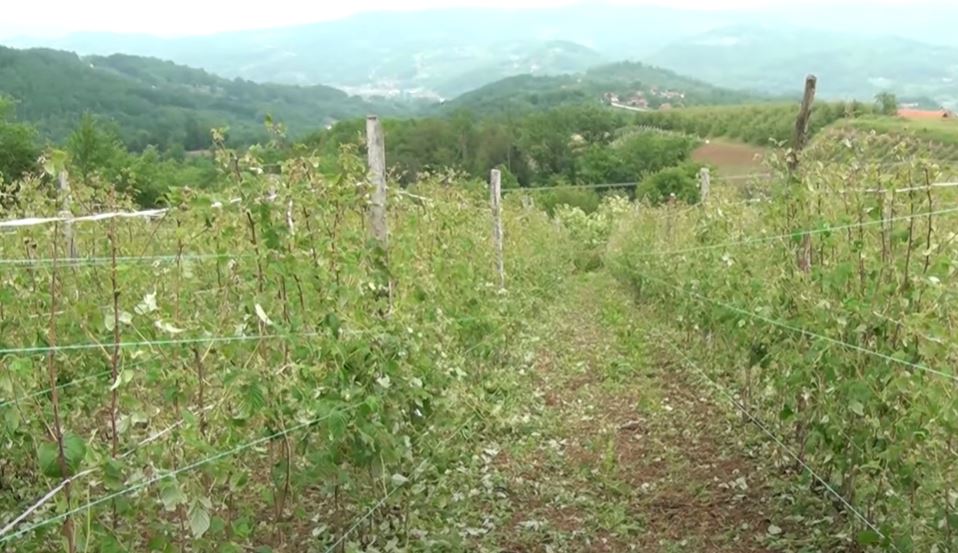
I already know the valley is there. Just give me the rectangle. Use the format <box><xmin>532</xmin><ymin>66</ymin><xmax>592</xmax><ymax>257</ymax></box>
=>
<box><xmin>2</xmin><ymin>5</ymin><xmax>958</xmax><ymax>552</ymax></box>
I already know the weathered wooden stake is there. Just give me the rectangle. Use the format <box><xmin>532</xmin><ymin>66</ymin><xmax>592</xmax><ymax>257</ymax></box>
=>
<box><xmin>490</xmin><ymin>169</ymin><xmax>505</xmax><ymax>290</ymax></box>
<box><xmin>790</xmin><ymin>75</ymin><xmax>817</xmax><ymax>273</ymax></box>
<box><xmin>58</xmin><ymin>170</ymin><xmax>77</xmax><ymax>259</ymax></box>
<box><xmin>698</xmin><ymin>167</ymin><xmax>711</xmax><ymax>204</ymax></box>
<box><xmin>366</xmin><ymin>116</ymin><xmax>388</xmax><ymax>248</ymax></box>
<box><xmin>789</xmin><ymin>75</ymin><xmax>817</xmax><ymax>172</ymax></box>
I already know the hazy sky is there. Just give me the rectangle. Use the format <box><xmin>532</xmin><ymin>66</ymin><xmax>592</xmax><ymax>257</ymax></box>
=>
<box><xmin>1</xmin><ymin>0</ymin><xmax>947</xmax><ymax>38</ymax></box>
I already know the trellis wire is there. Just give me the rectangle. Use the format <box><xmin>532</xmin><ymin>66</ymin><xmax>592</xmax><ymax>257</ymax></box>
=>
<box><xmin>0</xmin><ymin>252</ymin><xmax>240</xmax><ymax>268</ymax></box>
<box><xmin>322</xmin><ymin>412</ymin><xmax>477</xmax><ymax>553</ymax></box>
<box><xmin>635</xmin><ymin>204</ymin><xmax>958</xmax><ymax>257</ymax></box>
<box><xmin>638</xmin><ymin>272</ymin><xmax>958</xmax><ymax>384</ymax></box>
<box><xmin>657</xmin><ymin>333</ymin><xmax>899</xmax><ymax>551</ymax></box>
<box><xmin>0</xmin><ymin>404</ymin><xmax>357</xmax><ymax>543</ymax></box>
<box><xmin>0</xmin><ymin>399</ymin><xmax>222</xmax><ymax>538</ymax></box>
<box><xmin>512</xmin><ymin>173</ymin><xmax>775</xmax><ymax>193</ymax></box>
<box><xmin>0</xmin><ymin>330</ymin><xmax>323</xmax><ymax>357</ymax></box>
<box><xmin>0</xmin><ymin>209</ymin><xmax>168</xmax><ymax>229</ymax></box>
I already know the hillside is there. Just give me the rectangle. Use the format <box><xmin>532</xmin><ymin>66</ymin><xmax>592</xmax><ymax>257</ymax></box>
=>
<box><xmin>0</xmin><ymin>47</ymin><xmax>415</xmax><ymax>149</ymax></box>
<box><xmin>806</xmin><ymin>116</ymin><xmax>958</xmax><ymax>165</ymax></box>
<box><xmin>10</xmin><ymin>5</ymin><xmax>958</xmax><ymax>102</ymax></box>
<box><xmin>650</xmin><ymin>25</ymin><xmax>958</xmax><ymax>108</ymax></box>
<box><xmin>3</xmin><ymin>6</ymin><xmax>715</xmax><ymax>97</ymax></box>
<box><xmin>440</xmin><ymin>62</ymin><xmax>757</xmax><ymax>116</ymax></box>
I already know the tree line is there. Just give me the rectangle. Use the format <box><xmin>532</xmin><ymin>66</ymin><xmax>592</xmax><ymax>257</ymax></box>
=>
<box><xmin>2</xmin><ymin>98</ymin><xmax>883</xmax><ymax>209</ymax></box>
<box><xmin>629</xmin><ymin>101</ymin><xmax>875</xmax><ymax>146</ymax></box>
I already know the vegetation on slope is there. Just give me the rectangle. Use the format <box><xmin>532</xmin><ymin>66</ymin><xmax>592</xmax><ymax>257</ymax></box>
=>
<box><xmin>629</xmin><ymin>101</ymin><xmax>875</xmax><ymax>146</ymax></box>
<box><xmin>440</xmin><ymin>62</ymin><xmax>757</xmax><ymax>116</ymax></box>
<box><xmin>0</xmin><ymin>47</ymin><xmax>415</xmax><ymax>150</ymax></box>
<box><xmin>309</xmin><ymin>106</ymin><xmax>703</xmax><ymax>194</ymax></box>
<box><xmin>649</xmin><ymin>25</ymin><xmax>958</xmax><ymax>108</ymax></box>
<box><xmin>0</xmin><ymin>141</ymin><xmax>574</xmax><ymax>552</ymax></box>
<box><xmin>608</xmin><ymin>135</ymin><xmax>958</xmax><ymax>551</ymax></box>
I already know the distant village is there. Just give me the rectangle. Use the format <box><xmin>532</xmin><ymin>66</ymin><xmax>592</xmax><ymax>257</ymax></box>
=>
<box><xmin>601</xmin><ymin>87</ymin><xmax>686</xmax><ymax>111</ymax></box>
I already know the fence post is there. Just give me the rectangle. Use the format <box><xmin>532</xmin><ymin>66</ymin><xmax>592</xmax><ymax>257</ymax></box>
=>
<box><xmin>490</xmin><ymin>169</ymin><xmax>505</xmax><ymax>290</ymax></box>
<box><xmin>366</xmin><ymin>116</ymin><xmax>388</xmax><ymax>248</ymax></box>
<box><xmin>789</xmin><ymin>75</ymin><xmax>817</xmax><ymax>173</ymax></box>
<box><xmin>789</xmin><ymin>75</ymin><xmax>817</xmax><ymax>273</ymax></box>
<box><xmin>666</xmin><ymin>193</ymin><xmax>676</xmax><ymax>243</ymax></box>
<box><xmin>698</xmin><ymin>167</ymin><xmax>711</xmax><ymax>204</ymax></box>
<box><xmin>58</xmin><ymin>170</ymin><xmax>77</xmax><ymax>259</ymax></box>
<box><xmin>366</xmin><ymin>115</ymin><xmax>391</xmax><ymax>311</ymax></box>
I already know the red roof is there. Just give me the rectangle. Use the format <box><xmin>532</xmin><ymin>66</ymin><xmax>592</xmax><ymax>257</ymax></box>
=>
<box><xmin>897</xmin><ymin>108</ymin><xmax>953</xmax><ymax>120</ymax></box>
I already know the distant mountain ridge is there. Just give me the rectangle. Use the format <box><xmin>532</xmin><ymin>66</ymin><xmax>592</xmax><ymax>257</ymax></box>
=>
<box><xmin>8</xmin><ymin>4</ymin><xmax>958</xmax><ymax>103</ymax></box>
<box><xmin>441</xmin><ymin>62</ymin><xmax>758</xmax><ymax>116</ymax></box>
<box><xmin>648</xmin><ymin>25</ymin><xmax>958</xmax><ymax>108</ymax></box>
<box><xmin>0</xmin><ymin>46</ymin><xmax>416</xmax><ymax>149</ymax></box>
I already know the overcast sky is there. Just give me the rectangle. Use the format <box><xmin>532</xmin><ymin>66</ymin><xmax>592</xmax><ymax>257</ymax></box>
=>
<box><xmin>1</xmin><ymin>0</ymin><xmax>948</xmax><ymax>38</ymax></box>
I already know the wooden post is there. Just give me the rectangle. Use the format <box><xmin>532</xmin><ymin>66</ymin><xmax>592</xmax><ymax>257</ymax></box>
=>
<box><xmin>789</xmin><ymin>75</ymin><xmax>817</xmax><ymax>172</ymax></box>
<box><xmin>790</xmin><ymin>76</ymin><xmax>817</xmax><ymax>273</ymax></box>
<box><xmin>490</xmin><ymin>169</ymin><xmax>505</xmax><ymax>290</ymax></box>
<box><xmin>58</xmin><ymin>170</ymin><xmax>77</xmax><ymax>259</ymax></box>
<box><xmin>698</xmin><ymin>167</ymin><xmax>710</xmax><ymax>204</ymax></box>
<box><xmin>366</xmin><ymin>116</ymin><xmax>388</xmax><ymax>248</ymax></box>
<box><xmin>666</xmin><ymin>193</ymin><xmax>677</xmax><ymax>243</ymax></box>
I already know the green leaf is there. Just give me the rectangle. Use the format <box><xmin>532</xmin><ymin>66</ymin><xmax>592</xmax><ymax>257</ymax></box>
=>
<box><xmin>62</xmin><ymin>434</ymin><xmax>86</xmax><ymax>475</ymax></box>
<box><xmin>328</xmin><ymin>410</ymin><xmax>346</xmax><ymax>441</ymax></box>
<box><xmin>110</xmin><ymin>369</ymin><xmax>135</xmax><ymax>392</ymax></box>
<box><xmin>155</xmin><ymin>320</ymin><xmax>186</xmax><ymax>335</ymax></box>
<box><xmin>36</xmin><ymin>434</ymin><xmax>85</xmax><ymax>478</ymax></box>
<box><xmin>229</xmin><ymin>471</ymin><xmax>249</xmax><ymax>491</ymax></box>
<box><xmin>3</xmin><ymin>407</ymin><xmax>20</xmax><ymax>432</ymax></box>
<box><xmin>254</xmin><ymin>304</ymin><xmax>273</xmax><ymax>326</ymax></box>
<box><xmin>856</xmin><ymin>530</ymin><xmax>881</xmax><ymax>545</ymax></box>
<box><xmin>135</xmin><ymin>291</ymin><xmax>158</xmax><ymax>315</ymax></box>
<box><xmin>38</xmin><ymin>442</ymin><xmax>61</xmax><ymax>478</ymax></box>
<box><xmin>849</xmin><ymin>401</ymin><xmax>865</xmax><ymax>417</ymax></box>
<box><xmin>189</xmin><ymin>499</ymin><xmax>211</xmax><ymax>538</ymax></box>
<box><xmin>160</xmin><ymin>479</ymin><xmax>187</xmax><ymax>511</ymax></box>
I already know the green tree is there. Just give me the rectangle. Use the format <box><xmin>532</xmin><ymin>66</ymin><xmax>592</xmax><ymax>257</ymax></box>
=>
<box><xmin>875</xmin><ymin>92</ymin><xmax>898</xmax><ymax>116</ymax></box>
<box><xmin>0</xmin><ymin>97</ymin><xmax>39</xmax><ymax>181</ymax></box>
<box><xmin>66</xmin><ymin>113</ymin><xmax>122</xmax><ymax>181</ymax></box>
<box><xmin>636</xmin><ymin>162</ymin><xmax>702</xmax><ymax>205</ymax></box>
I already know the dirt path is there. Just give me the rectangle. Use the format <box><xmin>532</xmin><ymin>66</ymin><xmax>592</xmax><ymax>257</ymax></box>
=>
<box><xmin>470</xmin><ymin>271</ymin><xmax>842</xmax><ymax>552</ymax></box>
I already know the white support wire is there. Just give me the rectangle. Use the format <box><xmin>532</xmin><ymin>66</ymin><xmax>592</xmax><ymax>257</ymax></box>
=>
<box><xmin>830</xmin><ymin>181</ymin><xmax>958</xmax><ymax>195</ymax></box>
<box><xmin>0</xmin><ymin>330</ymin><xmax>323</xmax><ymax>357</ymax></box>
<box><xmin>322</xmin><ymin>413</ymin><xmax>476</xmax><ymax>553</ymax></box>
<box><xmin>0</xmin><ymin>196</ymin><xmax>250</xmax><ymax>232</ymax></box>
<box><xmin>639</xmin><ymin>272</ymin><xmax>958</xmax><ymax>384</ymax></box>
<box><xmin>0</xmin><ymin>209</ymin><xmax>169</xmax><ymax>230</ymax></box>
<box><xmin>635</xmin><ymin>204</ymin><xmax>958</xmax><ymax>257</ymax></box>
<box><xmin>656</xmin><ymin>333</ymin><xmax>898</xmax><ymax>551</ymax></box>
<box><xmin>0</xmin><ymin>252</ymin><xmax>241</xmax><ymax>268</ymax></box>
<box><xmin>0</xmin><ymin>326</ymin><xmax>506</xmax><ymax>541</ymax></box>
<box><xmin>0</xmin><ymin>404</ymin><xmax>354</xmax><ymax>543</ymax></box>
<box><xmin>498</xmin><ymin>173</ymin><xmax>774</xmax><ymax>195</ymax></box>
<box><xmin>0</xmin><ymin>328</ymin><xmax>381</xmax><ymax>405</ymax></box>
<box><xmin>712</xmin><ymin>172</ymin><xmax>774</xmax><ymax>182</ymax></box>
<box><xmin>0</xmin><ymin>399</ymin><xmax>221</xmax><ymax>538</ymax></box>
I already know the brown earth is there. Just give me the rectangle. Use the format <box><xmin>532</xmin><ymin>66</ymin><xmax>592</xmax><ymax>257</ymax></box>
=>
<box><xmin>692</xmin><ymin>140</ymin><xmax>768</xmax><ymax>177</ymax></box>
<box><xmin>483</xmin><ymin>272</ymin><xmax>848</xmax><ymax>552</ymax></box>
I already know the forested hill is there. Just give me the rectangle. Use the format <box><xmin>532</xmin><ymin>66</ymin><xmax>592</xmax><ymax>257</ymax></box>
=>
<box><xmin>441</xmin><ymin>62</ymin><xmax>759</xmax><ymax>116</ymax></box>
<box><xmin>0</xmin><ymin>46</ymin><xmax>417</xmax><ymax>150</ymax></box>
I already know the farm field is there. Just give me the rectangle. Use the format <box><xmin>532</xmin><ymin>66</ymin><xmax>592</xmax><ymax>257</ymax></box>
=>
<box><xmin>838</xmin><ymin>116</ymin><xmax>958</xmax><ymax>160</ymax></box>
<box><xmin>6</xmin><ymin>1</ymin><xmax>958</xmax><ymax>550</ymax></box>
<box><xmin>691</xmin><ymin>139</ymin><xmax>768</xmax><ymax>177</ymax></box>
<box><xmin>2</xmin><ymin>100</ymin><xmax>958</xmax><ymax>553</ymax></box>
